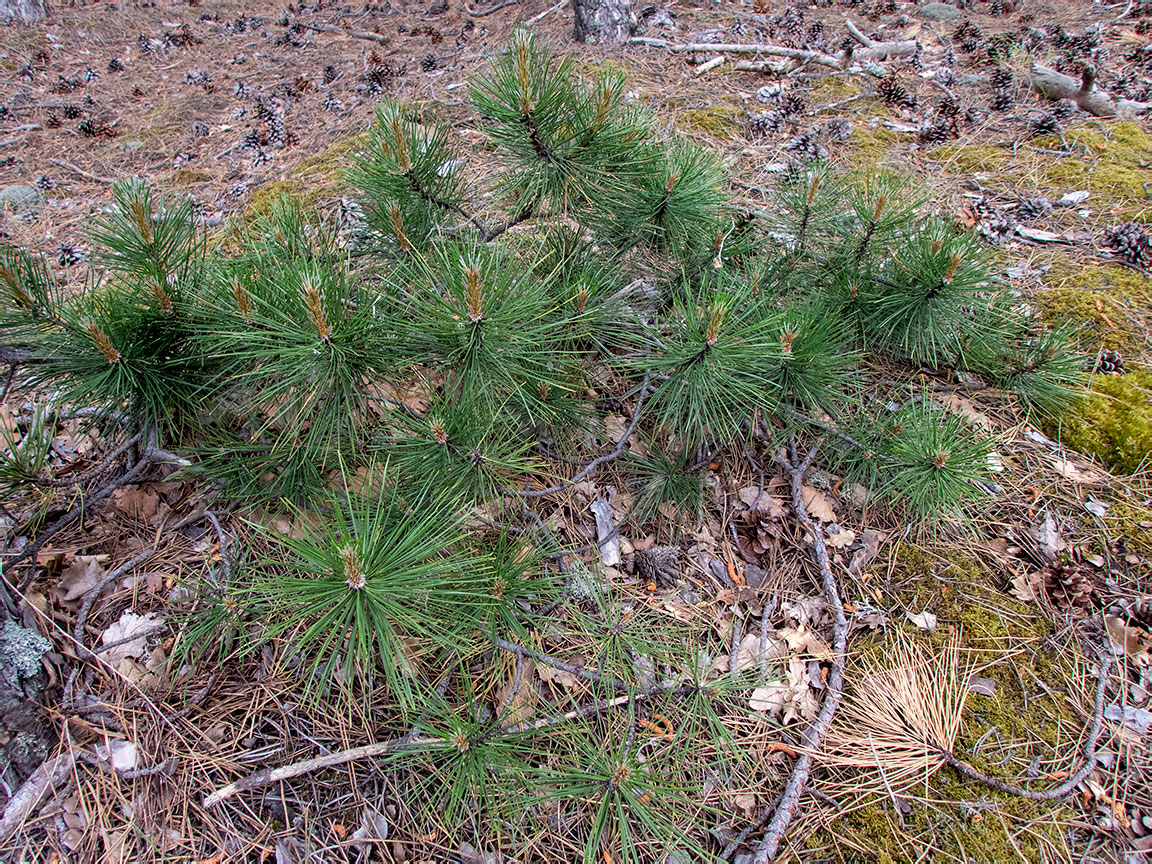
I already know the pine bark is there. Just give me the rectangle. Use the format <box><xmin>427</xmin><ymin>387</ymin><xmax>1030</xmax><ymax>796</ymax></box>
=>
<box><xmin>572</xmin><ymin>0</ymin><xmax>634</xmax><ymax>44</ymax></box>
<box><xmin>0</xmin><ymin>0</ymin><xmax>47</xmax><ymax>23</ymax></box>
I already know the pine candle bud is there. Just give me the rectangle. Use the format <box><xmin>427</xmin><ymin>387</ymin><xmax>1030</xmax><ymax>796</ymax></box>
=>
<box><xmin>574</xmin><ymin>286</ymin><xmax>588</xmax><ymax>314</ymax></box>
<box><xmin>430</xmin><ymin>417</ymin><xmax>449</xmax><ymax>445</ymax></box>
<box><xmin>780</xmin><ymin>328</ymin><xmax>796</xmax><ymax>356</ymax></box>
<box><xmin>387</xmin><ymin>202</ymin><xmax>411</xmax><ymax>251</ymax></box>
<box><xmin>151</xmin><ymin>273</ymin><xmax>173</xmax><ymax>314</ymax></box>
<box><xmin>339</xmin><ymin>545</ymin><xmax>366</xmax><ymax>590</ymax></box>
<box><xmin>0</xmin><ymin>265</ymin><xmax>34</xmax><ymax>310</ymax></box>
<box><xmin>85</xmin><ymin>320</ymin><xmax>121</xmax><ymax>363</ymax></box>
<box><xmin>933</xmin><ymin>450</ymin><xmax>950</xmax><ymax>470</ymax></box>
<box><xmin>705</xmin><ymin>299</ymin><xmax>727</xmax><ymax>346</ymax></box>
<box><xmin>388</xmin><ymin>115</ymin><xmax>410</xmax><ymax>172</ymax></box>
<box><xmin>233</xmin><ymin>278</ymin><xmax>253</xmax><ymax>320</ymax></box>
<box><xmin>464</xmin><ymin>263</ymin><xmax>483</xmax><ymax>323</ymax></box>
<box><xmin>129</xmin><ymin>199</ymin><xmax>152</xmax><ymax>244</ymax></box>
<box><xmin>302</xmin><ymin>277</ymin><xmax>332</xmax><ymax>342</ymax></box>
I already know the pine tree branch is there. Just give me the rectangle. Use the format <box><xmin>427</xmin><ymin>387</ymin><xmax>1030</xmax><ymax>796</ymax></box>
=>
<box><xmin>942</xmin><ymin>648</ymin><xmax>1113</xmax><ymax>800</ymax></box>
<box><xmin>517</xmin><ymin>374</ymin><xmax>652</xmax><ymax>498</ymax></box>
<box><xmin>749</xmin><ymin>441</ymin><xmax>849</xmax><ymax>864</ymax></box>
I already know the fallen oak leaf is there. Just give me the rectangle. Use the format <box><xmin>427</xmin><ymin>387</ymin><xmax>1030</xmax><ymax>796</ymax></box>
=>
<box><xmin>800</xmin><ymin>486</ymin><xmax>836</xmax><ymax>522</ymax></box>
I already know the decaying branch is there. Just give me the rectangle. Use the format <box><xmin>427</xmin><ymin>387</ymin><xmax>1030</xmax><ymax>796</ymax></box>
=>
<box><xmin>1028</xmin><ymin>63</ymin><xmax>1152</xmax><ymax>118</ymax></box>
<box><xmin>0</xmin><ymin>754</ymin><xmax>75</xmax><ymax>842</ymax></box>
<box><xmin>635</xmin><ymin>18</ymin><xmax>916</xmax><ymax>71</ymax></box>
<box><xmin>749</xmin><ymin>442</ymin><xmax>850</xmax><ymax>864</ymax></box>
<box><xmin>944</xmin><ymin>648</ymin><xmax>1114</xmax><ymax>800</ymax></box>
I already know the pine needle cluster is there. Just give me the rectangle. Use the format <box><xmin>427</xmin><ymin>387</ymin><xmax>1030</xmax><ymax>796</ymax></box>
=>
<box><xmin>0</xmin><ymin>28</ymin><xmax>1096</xmax><ymax>860</ymax></box>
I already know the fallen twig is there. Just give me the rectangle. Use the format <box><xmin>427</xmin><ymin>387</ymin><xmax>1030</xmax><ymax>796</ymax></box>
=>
<box><xmin>49</xmin><ymin>158</ymin><xmax>116</xmax><ymax>185</ymax></box>
<box><xmin>0</xmin><ymin>753</ymin><xmax>75</xmax><ymax>842</ymax></box>
<box><xmin>467</xmin><ymin>0</ymin><xmax>519</xmax><ymax>15</ymax></box>
<box><xmin>749</xmin><ymin>442</ymin><xmax>849</xmax><ymax>864</ymax></box>
<box><xmin>517</xmin><ymin>374</ymin><xmax>652</xmax><ymax>498</ymax></box>
<box><xmin>297</xmin><ymin>21</ymin><xmax>390</xmax><ymax>44</ymax></box>
<box><xmin>943</xmin><ymin>648</ymin><xmax>1113</xmax><ymax>800</ymax></box>
<box><xmin>1028</xmin><ymin>63</ymin><xmax>1152</xmax><ymax>118</ymax></box>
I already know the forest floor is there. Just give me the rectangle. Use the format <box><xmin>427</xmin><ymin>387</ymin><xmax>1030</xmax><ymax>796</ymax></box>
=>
<box><xmin>2</xmin><ymin>0</ymin><xmax>1152</xmax><ymax>862</ymax></box>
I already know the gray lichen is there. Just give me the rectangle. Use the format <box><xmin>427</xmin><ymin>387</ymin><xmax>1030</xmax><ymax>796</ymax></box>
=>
<box><xmin>0</xmin><ymin>620</ymin><xmax>52</xmax><ymax>681</ymax></box>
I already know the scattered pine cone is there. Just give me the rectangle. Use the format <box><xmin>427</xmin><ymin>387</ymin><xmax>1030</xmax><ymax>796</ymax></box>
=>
<box><xmin>1040</xmin><ymin>562</ymin><xmax>1096</xmax><ymax>610</ymax></box>
<box><xmin>784</xmin><ymin>131</ymin><xmax>829</xmax><ymax>161</ymax></box>
<box><xmin>737</xmin><ymin>508</ymin><xmax>784</xmax><ymax>563</ymax></box>
<box><xmin>1014</xmin><ymin>196</ymin><xmax>1053</xmax><ymax>221</ymax></box>
<box><xmin>56</xmin><ymin>244</ymin><xmax>84</xmax><ymax>267</ymax></box>
<box><xmin>323</xmin><ymin>64</ymin><xmax>340</xmax><ymax>84</ymax></box>
<box><xmin>635</xmin><ymin>545</ymin><xmax>680</xmax><ymax>588</ymax></box>
<box><xmin>980</xmin><ymin>213</ymin><xmax>1017</xmax><ymax>244</ymax></box>
<box><xmin>107</xmin><ymin>57</ymin><xmax>124</xmax><ymax>72</ymax></box>
<box><xmin>421</xmin><ymin>53</ymin><xmax>438</xmax><ymax>71</ymax></box>
<box><xmin>1094</xmin><ymin>348</ymin><xmax>1125</xmax><ymax>375</ymax></box>
<box><xmin>954</xmin><ymin>20</ymin><xmax>983</xmax><ymax>53</ymax></box>
<box><xmin>35</xmin><ymin>175</ymin><xmax>56</xmax><ymax>190</ymax></box>
<box><xmin>877</xmin><ymin>74</ymin><xmax>917</xmax><ymax>109</ymax></box>
<box><xmin>990</xmin><ymin>66</ymin><xmax>1014</xmax><ymax>111</ymax></box>
<box><xmin>1103</xmin><ymin>221</ymin><xmax>1152</xmax><ymax>267</ymax></box>
<box><xmin>62</xmin><ymin>104</ymin><xmax>82</xmax><ymax>120</ymax></box>
<box><xmin>1028</xmin><ymin>111</ymin><xmax>1062</xmax><ymax>137</ymax></box>
<box><xmin>748</xmin><ymin>110</ymin><xmax>785</xmax><ymax>137</ymax></box>
<box><xmin>820</xmin><ymin>117</ymin><xmax>852</xmax><ymax>141</ymax></box>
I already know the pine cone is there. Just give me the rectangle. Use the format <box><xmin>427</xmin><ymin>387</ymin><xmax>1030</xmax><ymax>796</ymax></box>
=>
<box><xmin>1103</xmin><ymin>221</ymin><xmax>1152</xmax><ymax>266</ymax></box>
<box><xmin>35</xmin><ymin>175</ymin><xmax>56</xmax><ymax>190</ymax></box>
<box><xmin>1094</xmin><ymin>348</ymin><xmax>1126</xmax><ymax>375</ymax></box>
<box><xmin>323</xmin><ymin>64</ymin><xmax>340</xmax><ymax>84</ymax></box>
<box><xmin>1040</xmin><ymin>563</ymin><xmax>1096</xmax><ymax>610</ymax></box>
<box><xmin>980</xmin><ymin>213</ymin><xmax>1017</xmax><ymax>244</ymax></box>
<box><xmin>748</xmin><ymin>110</ymin><xmax>785</xmax><ymax>137</ymax></box>
<box><xmin>635</xmin><ymin>545</ymin><xmax>680</xmax><ymax>588</ymax></box>
<box><xmin>421</xmin><ymin>53</ymin><xmax>438</xmax><ymax>71</ymax></box>
<box><xmin>737</xmin><ymin>509</ymin><xmax>784</xmax><ymax>563</ymax></box>
<box><xmin>990</xmin><ymin>67</ymin><xmax>1014</xmax><ymax>111</ymax></box>
<box><xmin>820</xmin><ymin>117</ymin><xmax>852</xmax><ymax>141</ymax></box>
<box><xmin>56</xmin><ymin>244</ymin><xmax>84</xmax><ymax>267</ymax></box>
<box><xmin>1029</xmin><ymin>112</ymin><xmax>1062</xmax><ymax>137</ymax></box>
<box><xmin>877</xmin><ymin>75</ymin><xmax>917</xmax><ymax>109</ymax></box>
<box><xmin>1014</xmin><ymin>196</ymin><xmax>1053</xmax><ymax>221</ymax></box>
<box><xmin>107</xmin><ymin>57</ymin><xmax>125</xmax><ymax>72</ymax></box>
<box><xmin>918</xmin><ymin>120</ymin><xmax>957</xmax><ymax>144</ymax></box>
<box><xmin>784</xmin><ymin>131</ymin><xmax>829</xmax><ymax>161</ymax></box>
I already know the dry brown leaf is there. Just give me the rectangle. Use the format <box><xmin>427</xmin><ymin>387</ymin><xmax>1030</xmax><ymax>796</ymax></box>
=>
<box><xmin>101</xmin><ymin>611</ymin><xmax>163</xmax><ymax>667</ymax></box>
<box><xmin>54</xmin><ymin>555</ymin><xmax>106</xmax><ymax>608</ymax></box>
<box><xmin>847</xmin><ymin>529</ymin><xmax>885</xmax><ymax>580</ymax></box>
<box><xmin>1105</xmin><ymin>616</ymin><xmax>1151</xmax><ymax>667</ymax></box>
<box><xmin>1010</xmin><ymin>570</ymin><xmax>1044</xmax><ymax>603</ymax></box>
<box><xmin>495</xmin><ymin>659</ymin><xmax>537</xmax><ymax>728</ymax></box>
<box><xmin>1050</xmin><ymin>457</ymin><xmax>1107</xmax><ymax>486</ymax></box>
<box><xmin>777</xmin><ymin>624</ymin><xmax>834</xmax><ymax>661</ymax></box>
<box><xmin>824</xmin><ymin>525</ymin><xmax>856</xmax><ymax>549</ymax></box>
<box><xmin>112</xmin><ymin>486</ymin><xmax>160</xmax><ymax>522</ymax></box>
<box><xmin>939</xmin><ymin>393</ymin><xmax>995</xmax><ymax>431</ymax></box>
<box><xmin>725</xmin><ymin>791</ymin><xmax>757</xmax><ymax>820</ymax></box>
<box><xmin>537</xmin><ymin>663</ymin><xmax>582</xmax><ymax>690</ymax></box>
<box><xmin>737</xmin><ymin>486</ymin><xmax>787</xmax><ymax>516</ymax></box>
<box><xmin>801</xmin><ymin>486</ymin><xmax>835</xmax><ymax>522</ymax></box>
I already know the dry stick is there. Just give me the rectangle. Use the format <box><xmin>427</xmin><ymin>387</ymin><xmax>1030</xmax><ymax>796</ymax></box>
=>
<box><xmin>0</xmin><ymin>753</ymin><xmax>75</xmax><ymax>842</ymax></box>
<box><xmin>49</xmin><ymin>158</ymin><xmax>116</xmax><ymax>185</ymax></box>
<box><xmin>204</xmin><ymin>510</ymin><xmax>232</xmax><ymax>584</ymax></box>
<box><xmin>750</xmin><ymin>442</ymin><xmax>849</xmax><ymax>864</ymax></box>
<box><xmin>518</xmin><ymin>374</ymin><xmax>652</xmax><ymax>498</ymax></box>
<box><xmin>42</xmin><ymin>431</ymin><xmax>143</xmax><ymax>488</ymax></box>
<box><xmin>524</xmin><ymin>0</ymin><xmax>564</xmax><ymax>24</ymax></box>
<box><xmin>1027</xmin><ymin>63</ymin><xmax>1152</xmax><ymax>117</ymax></box>
<box><xmin>13</xmin><ymin>454</ymin><xmax>152</xmax><ymax>591</ymax></box>
<box><xmin>466</xmin><ymin>0</ymin><xmax>519</xmax><ymax>16</ymax></box>
<box><xmin>297</xmin><ymin>21</ymin><xmax>390</xmax><ymax>44</ymax></box>
<box><xmin>491</xmin><ymin>636</ymin><xmax>630</xmax><ymax>692</ymax></box>
<box><xmin>942</xmin><ymin>650</ymin><xmax>1114</xmax><ymax>801</ymax></box>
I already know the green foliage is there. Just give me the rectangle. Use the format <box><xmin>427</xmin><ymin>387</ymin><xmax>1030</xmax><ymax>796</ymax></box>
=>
<box><xmin>0</xmin><ymin>403</ymin><xmax>53</xmax><ymax>494</ymax></box>
<box><xmin>239</xmin><ymin>468</ymin><xmax>480</xmax><ymax>704</ymax></box>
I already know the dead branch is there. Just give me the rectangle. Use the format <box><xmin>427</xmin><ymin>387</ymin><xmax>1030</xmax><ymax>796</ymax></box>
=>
<box><xmin>297</xmin><ymin>21</ymin><xmax>390</xmax><ymax>45</ymax></box>
<box><xmin>1028</xmin><ymin>63</ymin><xmax>1152</xmax><ymax>118</ymax></box>
<box><xmin>749</xmin><ymin>442</ymin><xmax>849</xmax><ymax>864</ymax></box>
<box><xmin>0</xmin><ymin>753</ymin><xmax>75</xmax><ymax>842</ymax></box>
<box><xmin>466</xmin><ymin>0</ymin><xmax>519</xmax><ymax>15</ymax></box>
<box><xmin>48</xmin><ymin>158</ymin><xmax>116</xmax><ymax>185</ymax></box>
<box><xmin>516</xmin><ymin>373</ymin><xmax>652</xmax><ymax>498</ymax></box>
<box><xmin>943</xmin><ymin>648</ymin><xmax>1114</xmax><ymax>800</ymax></box>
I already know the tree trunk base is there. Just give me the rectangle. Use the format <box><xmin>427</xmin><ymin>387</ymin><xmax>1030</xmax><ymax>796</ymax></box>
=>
<box><xmin>572</xmin><ymin>0</ymin><xmax>634</xmax><ymax>44</ymax></box>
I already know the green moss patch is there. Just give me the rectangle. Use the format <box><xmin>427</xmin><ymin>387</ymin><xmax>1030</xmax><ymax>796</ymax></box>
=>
<box><xmin>930</xmin><ymin>143</ymin><xmax>1012</xmax><ymax>173</ymax></box>
<box><xmin>677</xmin><ymin>105</ymin><xmax>742</xmax><ymax>138</ymax></box>
<box><xmin>1034</xmin><ymin>122</ymin><xmax>1152</xmax><ymax>201</ymax></box>
<box><xmin>1043</xmin><ymin>369</ymin><xmax>1152</xmax><ymax>474</ymax></box>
